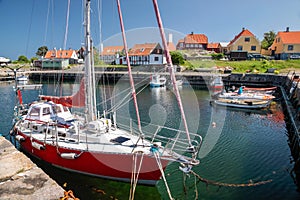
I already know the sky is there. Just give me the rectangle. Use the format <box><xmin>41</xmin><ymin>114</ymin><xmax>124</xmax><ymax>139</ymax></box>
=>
<box><xmin>0</xmin><ymin>0</ymin><xmax>300</xmax><ymax>60</ymax></box>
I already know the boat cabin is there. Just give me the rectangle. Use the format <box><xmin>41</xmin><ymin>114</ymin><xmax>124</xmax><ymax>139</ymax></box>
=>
<box><xmin>26</xmin><ymin>101</ymin><xmax>73</xmax><ymax>122</ymax></box>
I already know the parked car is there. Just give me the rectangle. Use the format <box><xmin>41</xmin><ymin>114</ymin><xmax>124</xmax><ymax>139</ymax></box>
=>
<box><xmin>290</xmin><ymin>55</ymin><xmax>300</xmax><ymax>59</ymax></box>
<box><xmin>248</xmin><ymin>54</ymin><xmax>266</xmax><ymax>60</ymax></box>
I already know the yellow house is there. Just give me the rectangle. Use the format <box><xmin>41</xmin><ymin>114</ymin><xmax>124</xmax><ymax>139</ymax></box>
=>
<box><xmin>227</xmin><ymin>28</ymin><xmax>261</xmax><ymax>55</ymax></box>
<box><xmin>269</xmin><ymin>27</ymin><xmax>300</xmax><ymax>60</ymax></box>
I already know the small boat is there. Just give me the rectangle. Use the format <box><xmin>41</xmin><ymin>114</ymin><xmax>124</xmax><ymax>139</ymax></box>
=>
<box><xmin>243</xmin><ymin>86</ymin><xmax>277</xmax><ymax>94</ymax></box>
<box><xmin>212</xmin><ymin>98</ymin><xmax>271</xmax><ymax>109</ymax></box>
<box><xmin>218</xmin><ymin>91</ymin><xmax>275</xmax><ymax>100</ymax></box>
<box><xmin>150</xmin><ymin>74</ymin><xmax>167</xmax><ymax>87</ymax></box>
<box><xmin>17</xmin><ymin>75</ymin><xmax>28</xmax><ymax>82</ymax></box>
<box><xmin>243</xmin><ymin>86</ymin><xmax>277</xmax><ymax>92</ymax></box>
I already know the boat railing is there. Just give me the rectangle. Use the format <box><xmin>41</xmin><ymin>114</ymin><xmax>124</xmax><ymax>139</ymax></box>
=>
<box><xmin>116</xmin><ymin>116</ymin><xmax>202</xmax><ymax>156</ymax></box>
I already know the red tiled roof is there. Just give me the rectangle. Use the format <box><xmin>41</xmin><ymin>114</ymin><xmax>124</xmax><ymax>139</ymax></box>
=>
<box><xmin>44</xmin><ymin>49</ymin><xmax>75</xmax><ymax>59</ymax></box>
<box><xmin>101</xmin><ymin>46</ymin><xmax>124</xmax><ymax>56</ymax></box>
<box><xmin>207</xmin><ymin>43</ymin><xmax>220</xmax><ymax>49</ymax></box>
<box><xmin>228</xmin><ymin>29</ymin><xmax>255</xmax><ymax>46</ymax></box>
<box><xmin>129</xmin><ymin>43</ymin><xmax>159</xmax><ymax>56</ymax></box>
<box><xmin>277</xmin><ymin>31</ymin><xmax>300</xmax><ymax>44</ymax></box>
<box><xmin>184</xmin><ymin>34</ymin><xmax>208</xmax><ymax>44</ymax></box>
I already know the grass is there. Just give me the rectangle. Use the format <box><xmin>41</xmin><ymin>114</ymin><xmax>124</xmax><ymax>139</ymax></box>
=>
<box><xmin>188</xmin><ymin>59</ymin><xmax>300</xmax><ymax>73</ymax></box>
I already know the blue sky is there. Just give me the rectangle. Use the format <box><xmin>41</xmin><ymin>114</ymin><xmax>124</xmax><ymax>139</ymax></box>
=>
<box><xmin>0</xmin><ymin>0</ymin><xmax>300</xmax><ymax>60</ymax></box>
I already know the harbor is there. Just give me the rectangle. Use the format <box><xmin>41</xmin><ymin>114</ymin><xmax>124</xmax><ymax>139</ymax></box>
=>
<box><xmin>1</xmin><ymin>0</ymin><xmax>300</xmax><ymax>199</ymax></box>
<box><xmin>1</xmin><ymin>70</ymin><xmax>300</xmax><ymax>199</ymax></box>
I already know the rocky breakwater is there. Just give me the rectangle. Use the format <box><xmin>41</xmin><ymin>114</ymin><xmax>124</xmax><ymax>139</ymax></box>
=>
<box><xmin>0</xmin><ymin>136</ymin><xmax>64</xmax><ymax>200</ymax></box>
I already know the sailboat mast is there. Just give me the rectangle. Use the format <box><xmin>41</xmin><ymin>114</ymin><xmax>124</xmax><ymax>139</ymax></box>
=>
<box><xmin>84</xmin><ymin>0</ymin><xmax>97</xmax><ymax>121</ymax></box>
<box><xmin>152</xmin><ymin>0</ymin><xmax>192</xmax><ymax>146</ymax></box>
<box><xmin>116</xmin><ymin>0</ymin><xmax>142</xmax><ymax>133</ymax></box>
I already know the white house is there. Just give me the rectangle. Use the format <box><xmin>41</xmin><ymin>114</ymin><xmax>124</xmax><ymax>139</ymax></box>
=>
<box><xmin>116</xmin><ymin>43</ymin><xmax>166</xmax><ymax>65</ymax></box>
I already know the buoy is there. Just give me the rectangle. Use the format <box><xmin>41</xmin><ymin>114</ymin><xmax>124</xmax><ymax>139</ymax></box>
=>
<box><xmin>212</xmin><ymin>122</ymin><xmax>216</xmax><ymax>127</ymax></box>
<box><xmin>60</xmin><ymin>153</ymin><xmax>78</xmax><ymax>159</ymax></box>
<box><xmin>32</xmin><ymin>141</ymin><xmax>45</xmax><ymax>150</ymax></box>
<box><xmin>15</xmin><ymin>135</ymin><xmax>25</xmax><ymax>142</ymax></box>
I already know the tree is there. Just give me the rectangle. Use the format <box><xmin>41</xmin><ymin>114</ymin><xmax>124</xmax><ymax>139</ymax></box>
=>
<box><xmin>36</xmin><ymin>46</ymin><xmax>48</xmax><ymax>57</ymax></box>
<box><xmin>17</xmin><ymin>55</ymin><xmax>29</xmax><ymax>63</ymax></box>
<box><xmin>211</xmin><ymin>53</ymin><xmax>224</xmax><ymax>60</ymax></box>
<box><xmin>261</xmin><ymin>31</ymin><xmax>276</xmax><ymax>50</ymax></box>
<box><xmin>30</xmin><ymin>57</ymin><xmax>38</xmax><ymax>63</ymax></box>
<box><xmin>93</xmin><ymin>47</ymin><xmax>102</xmax><ymax>65</ymax></box>
<box><xmin>170</xmin><ymin>51</ymin><xmax>185</xmax><ymax>65</ymax></box>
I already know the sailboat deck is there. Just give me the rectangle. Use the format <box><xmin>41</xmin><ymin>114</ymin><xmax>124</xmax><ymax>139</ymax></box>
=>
<box><xmin>20</xmin><ymin>127</ymin><xmax>169</xmax><ymax>156</ymax></box>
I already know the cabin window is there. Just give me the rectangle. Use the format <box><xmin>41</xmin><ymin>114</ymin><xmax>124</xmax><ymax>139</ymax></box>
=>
<box><xmin>42</xmin><ymin>107</ymin><xmax>51</xmax><ymax>116</ymax></box>
<box><xmin>237</xmin><ymin>46</ymin><xmax>243</xmax><ymax>51</ymax></box>
<box><xmin>53</xmin><ymin>105</ymin><xmax>62</xmax><ymax>113</ymax></box>
<box><xmin>63</xmin><ymin>106</ymin><xmax>69</xmax><ymax>112</ymax></box>
<box><xmin>288</xmin><ymin>45</ymin><xmax>294</xmax><ymax>51</ymax></box>
<box><xmin>29</xmin><ymin>107</ymin><xmax>40</xmax><ymax>116</ymax></box>
<box><xmin>251</xmin><ymin>46</ymin><xmax>256</xmax><ymax>51</ymax></box>
<box><xmin>245</xmin><ymin>37</ymin><xmax>250</xmax><ymax>42</ymax></box>
<box><xmin>154</xmin><ymin>56</ymin><xmax>159</xmax><ymax>61</ymax></box>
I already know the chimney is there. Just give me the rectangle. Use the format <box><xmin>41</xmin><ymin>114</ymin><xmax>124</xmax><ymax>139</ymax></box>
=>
<box><xmin>242</xmin><ymin>27</ymin><xmax>245</xmax><ymax>31</ymax></box>
<box><xmin>191</xmin><ymin>31</ymin><xmax>194</xmax><ymax>35</ymax></box>
<box><xmin>168</xmin><ymin>33</ymin><xmax>173</xmax><ymax>43</ymax></box>
<box><xmin>286</xmin><ymin>27</ymin><xmax>290</xmax><ymax>32</ymax></box>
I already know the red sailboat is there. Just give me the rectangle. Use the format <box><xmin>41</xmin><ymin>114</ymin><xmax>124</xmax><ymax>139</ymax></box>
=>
<box><xmin>12</xmin><ymin>0</ymin><xmax>201</xmax><ymax>185</ymax></box>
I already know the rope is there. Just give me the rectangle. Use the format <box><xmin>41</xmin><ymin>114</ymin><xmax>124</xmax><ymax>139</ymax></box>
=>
<box><xmin>190</xmin><ymin>170</ymin><xmax>272</xmax><ymax>187</ymax></box>
<box><xmin>63</xmin><ymin>0</ymin><xmax>70</xmax><ymax>50</ymax></box>
<box><xmin>129</xmin><ymin>152</ymin><xmax>144</xmax><ymax>200</ymax></box>
<box><xmin>43</xmin><ymin>0</ymin><xmax>51</xmax><ymax>45</ymax></box>
<box><xmin>60</xmin><ymin>190</ymin><xmax>79</xmax><ymax>200</ymax></box>
<box><xmin>154</xmin><ymin>152</ymin><xmax>174</xmax><ymax>200</ymax></box>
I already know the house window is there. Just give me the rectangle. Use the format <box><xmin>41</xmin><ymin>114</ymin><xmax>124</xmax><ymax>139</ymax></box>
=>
<box><xmin>186</xmin><ymin>44</ymin><xmax>190</xmax><ymax>48</ymax></box>
<box><xmin>154</xmin><ymin>57</ymin><xmax>159</xmax><ymax>61</ymax></box>
<box><xmin>251</xmin><ymin>46</ymin><xmax>256</xmax><ymax>51</ymax></box>
<box><xmin>179</xmin><ymin>43</ymin><xmax>183</xmax><ymax>47</ymax></box>
<box><xmin>245</xmin><ymin>37</ymin><xmax>250</xmax><ymax>42</ymax></box>
<box><xmin>237</xmin><ymin>46</ymin><xmax>243</xmax><ymax>51</ymax></box>
<box><xmin>288</xmin><ymin>45</ymin><xmax>294</xmax><ymax>51</ymax></box>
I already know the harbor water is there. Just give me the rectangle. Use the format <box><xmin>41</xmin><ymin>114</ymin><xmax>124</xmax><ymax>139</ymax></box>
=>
<box><xmin>0</xmin><ymin>80</ymin><xmax>299</xmax><ymax>200</ymax></box>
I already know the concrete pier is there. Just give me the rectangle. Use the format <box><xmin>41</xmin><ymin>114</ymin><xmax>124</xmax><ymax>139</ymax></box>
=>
<box><xmin>0</xmin><ymin>136</ymin><xmax>64</xmax><ymax>200</ymax></box>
